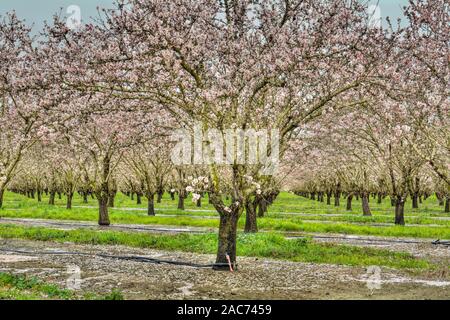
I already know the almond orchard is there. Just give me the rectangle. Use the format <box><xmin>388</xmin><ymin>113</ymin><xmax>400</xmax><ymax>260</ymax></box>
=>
<box><xmin>0</xmin><ymin>0</ymin><xmax>448</xmax><ymax>300</ymax></box>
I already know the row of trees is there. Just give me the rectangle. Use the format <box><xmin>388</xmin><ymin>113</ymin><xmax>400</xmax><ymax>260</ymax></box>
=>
<box><xmin>0</xmin><ymin>0</ymin><xmax>448</xmax><ymax>268</ymax></box>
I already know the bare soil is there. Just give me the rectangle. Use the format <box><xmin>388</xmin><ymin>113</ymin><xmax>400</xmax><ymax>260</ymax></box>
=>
<box><xmin>0</xmin><ymin>238</ymin><xmax>449</xmax><ymax>300</ymax></box>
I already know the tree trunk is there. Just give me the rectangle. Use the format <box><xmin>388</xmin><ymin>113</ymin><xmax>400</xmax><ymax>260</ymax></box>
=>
<box><xmin>215</xmin><ymin>213</ymin><xmax>238</xmax><ymax>270</ymax></box>
<box><xmin>49</xmin><ymin>191</ymin><xmax>56</xmax><ymax>205</ymax></box>
<box><xmin>244</xmin><ymin>201</ymin><xmax>257</xmax><ymax>233</ymax></box>
<box><xmin>258</xmin><ymin>199</ymin><xmax>267</xmax><ymax>217</ymax></box>
<box><xmin>57</xmin><ymin>192</ymin><xmax>62</xmax><ymax>200</ymax></box>
<box><xmin>157</xmin><ymin>192</ymin><xmax>163</xmax><ymax>203</ymax></box>
<box><xmin>377</xmin><ymin>193</ymin><xmax>382</xmax><ymax>204</ymax></box>
<box><xmin>395</xmin><ymin>198</ymin><xmax>405</xmax><ymax>225</ymax></box>
<box><xmin>334</xmin><ymin>193</ymin><xmax>340</xmax><ymax>206</ymax></box>
<box><xmin>445</xmin><ymin>198</ymin><xmax>449</xmax><ymax>213</ymax></box>
<box><xmin>412</xmin><ymin>193</ymin><xmax>419</xmax><ymax>209</ymax></box>
<box><xmin>83</xmin><ymin>192</ymin><xmax>88</xmax><ymax>204</ymax></box>
<box><xmin>136</xmin><ymin>193</ymin><xmax>142</xmax><ymax>205</ymax></box>
<box><xmin>334</xmin><ymin>183</ymin><xmax>341</xmax><ymax>206</ymax></box>
<box><xmin>147</xmin><ymin>193</ymin><xmax>155</xmax><ymax>216</ymax></box>
<box><xmin>170</xmin><ymin>191</ymin><xmax>175</xmax><ymax>200</ymax></box>
<box><xmin>98</xmin><ymin>196</ymin><xmax>110</xmax><ymax>226</ymax></box>
<box><xmin>178</xmin><ymin>193</ymin><xmax>185</xmax><ymax>210</ymax></box>
<box><xmin>346</xmin><ymin>194</ymin><xmax>353</xmax><ymax>211</ymax></box>
<box><xmin>66</xmin><ymin>192</ymin><xmax>73</xmax><ymax>210</ymax></box>
<box><xmin>310</xmin><ymin>192</ymin><xmax>315</xmax><ymax>200</ymax></box>
<box><xmin>362</xmin><ymin>193</ymin><xmax>372</xmax><ymax>216</ymax></box>
<box><xmin>37</xmin><ymin>191</ymin><xmax>42</xmax><ymax>202</ymax></box>
<box><xmin>326</xmin><ymin>192</ymin><xmax>332</xmax><ymax>205</ymax></box>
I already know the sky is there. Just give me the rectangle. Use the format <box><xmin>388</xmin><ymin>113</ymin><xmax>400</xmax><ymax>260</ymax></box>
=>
<box><xmin>0</xmin><ymin>0</ymin><xmax>411</xmax><ymax>33</ymax></box>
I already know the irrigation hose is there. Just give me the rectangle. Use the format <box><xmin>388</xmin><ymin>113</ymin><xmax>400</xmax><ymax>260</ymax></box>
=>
<box><xmin>432</xmin><ymin>240</ymin><xmax>450</xmax><ymax>247</ymax></box>
<box><xmin>0</xmin><ymin>218</ymin><xmax>205</xmax><ymax>234</ymax></box>
<box><xmin>288</xmin><ymin>234</ymin><xmax>450</xmax><ymax>246</ymax></box>
<box><xmin>0</xmin><ymin>248</ymin><xmax>233</xmax><ymax>269</ymax></box>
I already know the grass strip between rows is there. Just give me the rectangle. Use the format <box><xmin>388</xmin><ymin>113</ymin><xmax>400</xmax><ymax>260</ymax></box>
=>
<box><xmin>0</xmin><ymin>224</ymin><xmax>431</xmax><ymax>270</ymax></box>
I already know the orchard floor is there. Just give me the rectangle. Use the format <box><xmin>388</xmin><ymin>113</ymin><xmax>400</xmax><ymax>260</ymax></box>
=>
<box><xmin>0</xmin><ymin>216</ymin><xmax>449</xmax><ymax>263</ymax></box>
<box><xmin>0</xmin><ymin>192</ymin><xmax>449</xmax><ymax>299</ymax></box>
<box><xmin>0</xmin><ymin>238</ymin><xmax>449</xmax><ymax>300</ymax></box>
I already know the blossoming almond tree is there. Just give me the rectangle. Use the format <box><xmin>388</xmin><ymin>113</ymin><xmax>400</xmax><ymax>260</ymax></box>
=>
<box><xmin>0</xmin><ymin>0</ymin><xmax>446</xmax><ymax>270</ymax></box>
<box><xmin>49</xmin><ymin>0</ymin><xmax>400</xmax><ymax>267</ymax></box>
<box><xmin>0</xmin><ymin>13</ymin><xmax>63</xmax><ymax>208</ymax></box>
<box><xmin>123</xmin><ymin>140</ymin><xmax>173</xmax><ymax>216</ymax></box>
<box><xmin>402</xmin><ymin>0</ymin><xmax>449</xmax><ymax>188</ymax></box>
<box><xmin>49</xmin><ymin>94</ymin><xmax>159</xmax><ymax>224</ymax></box>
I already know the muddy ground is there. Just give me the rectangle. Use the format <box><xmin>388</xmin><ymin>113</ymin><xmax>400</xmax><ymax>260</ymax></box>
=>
<box><xmin>0</xmin><ymin>237</ymin><xmax>449</xmax><ymax>300</ymax></box>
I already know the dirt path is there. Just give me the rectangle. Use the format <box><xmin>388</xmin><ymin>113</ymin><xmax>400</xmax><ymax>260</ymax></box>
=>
<box><xmin>0</xmin><ymin>239</ymin><xmax>449</xmax><ymax>300</ymax></box>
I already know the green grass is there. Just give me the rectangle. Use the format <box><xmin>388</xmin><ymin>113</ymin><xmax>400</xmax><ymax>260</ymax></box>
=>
<box><xmin>0</xmin><ymin>272</ymin><xmax>123</xmax><ymax>300</ymax></box>
<box><xmin>1</xmin><ymin>191</ymin><xmax>449</xmax><ymax>239</ymax></box>
<box><xmin>0</xmin><ymin>224</ymin><xmax>431</xmax><ymax>270</ymax></box>
<box><xmin>268</xmin><ymin>212</ymin><xmax>450</xmax><ymax>226</ymax></box>
<box><xmin>259</xmin><ymin>220</ymin><xmax>450</xmax><ymax>239</ymax></box>
<box><xmin>1</xmin><ymin>205</ymin><xmax>448</xmax><ymax>239</ymax></box>
<box><xmin>269</xmin><ymin>192</ymin><xmax>450</xmax><ymax>217</ymax></box>
<box><xmin>3</xmin><ymin>190</ymin><xmax>449</xmax><ymax>217</ymax></box>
